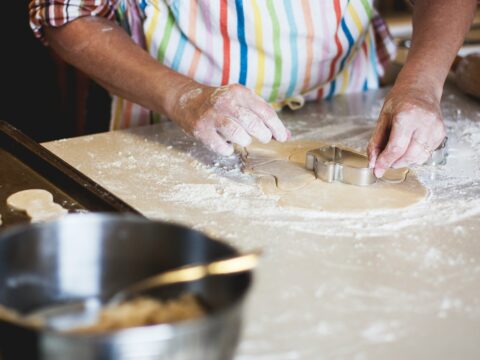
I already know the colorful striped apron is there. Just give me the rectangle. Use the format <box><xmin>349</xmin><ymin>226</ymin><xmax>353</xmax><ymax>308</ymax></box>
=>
<box><xmin>112</xmin><ymin>0</ymin><xmax>385</xmax><ymax>129</ymax></box>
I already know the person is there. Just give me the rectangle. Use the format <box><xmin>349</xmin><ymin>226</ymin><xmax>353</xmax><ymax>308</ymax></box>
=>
<box><xmin>29</xmin><ymin>0</ymin><xmax>476</xmax><ymax>177</ymax></box>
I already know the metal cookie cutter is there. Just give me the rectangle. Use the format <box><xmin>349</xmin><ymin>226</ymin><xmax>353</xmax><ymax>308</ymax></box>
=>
<box><xmin>306</xmin><ymin>146</ymin><xmax>376</xmax><ymax>186</ymax></box>
<box><xmin>306</xmin><ymin>137</ymin><xmax>449</xmax><ymax>187</ymax></box>
<box><xmin>424</xmin><ymin>137</ymin><xmax>448</xmax><ymax>166</ymax></box>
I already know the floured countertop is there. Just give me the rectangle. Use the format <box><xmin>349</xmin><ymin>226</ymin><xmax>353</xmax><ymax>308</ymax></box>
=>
<box><xmin>43</xmin><ymin>85</ymin><xmax>480</xmax><ymax>359</ymax></box>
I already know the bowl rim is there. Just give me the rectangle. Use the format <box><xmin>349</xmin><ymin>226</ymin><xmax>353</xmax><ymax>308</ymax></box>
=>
<box><xmin>0</xmin><ymin>213</ymin><xmax>253</xmax><ymax>338</ymax></box>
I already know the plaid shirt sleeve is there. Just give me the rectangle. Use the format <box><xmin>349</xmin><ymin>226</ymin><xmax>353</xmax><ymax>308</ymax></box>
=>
<box><xmin>371</xmin><ymin>10</ymin><xmax>397</xmax><ymax>77</ymax></box>
<box><xmin>372</xmin><ymin>0</ymin><xmax>478</xmax><ymax>76</ymax></box>
<box><xmin>29</xmin><ymin>0</ymin><xmax>119</xmax><ymax>43</ymax></box>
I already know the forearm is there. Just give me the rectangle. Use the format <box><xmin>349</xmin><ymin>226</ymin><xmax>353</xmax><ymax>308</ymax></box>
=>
<box><xmin>43</xmin><ymin>16</ymin><xmax>288</xmax><ymax>155</ymax></box>
<box><xmin>396</xmin><ymin>0</ymin><xmax>476</xmax><ymax>99</ymax></box>
<box><xmin>368</xmin><ymin>0</ymin><xmax>475</xmax><ymax>173</ymax></box>
<box><xmin>45</xmin><ymin>17</ymin><xmax>193</xmax><ymax>117</ymax></box>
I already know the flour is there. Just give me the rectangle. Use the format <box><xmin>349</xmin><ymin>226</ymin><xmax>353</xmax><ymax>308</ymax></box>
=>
<box><xmin>178</xmin><ymin>88</ymin><xmax>203</xmax><ymax>109</ymax></box>
<box><xmin>437</xmin><ymin>297</ymin><xmax>464</xmax><ymax>319</ymax></box>
<box><xmin>58</xmin><ymin>106</ymin><xmax>480</xmax><ymax>238</ymax></box>
<box><xmin>42</xmin><ymin>86</ymin><xmax>480</xmax><ymax>360</ymax></box>
<box><xmin>361</xmin><ymin>321</ymin><xmax>399</xmax><ymax>343</ymax></box>
<box><xmin>423</xmin><ymin>247</ymin><xmax>443</xmax><ymax>268</ymax></box>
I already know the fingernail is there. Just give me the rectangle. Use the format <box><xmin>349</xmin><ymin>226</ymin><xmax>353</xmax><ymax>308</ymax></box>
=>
<box><xmin>258</xmin><ymin>130</ymin><xmax>273</xmax><ymax>144</ymax></box>
<box><xmin>276</xmin><ymin>131</ymin><xmax>288</xmax><ymax>142</ymax></box>
<box><xmin>213</xmin><ymin>143</ymin><xmax>234</xmax><ymax>156</ymax></box>
<box><xmin>286</xmin><ymin>129</ymin><xmax>292</xmax><ymax>140</ymax></box>
<box><xmin>240</xmin><ymin>136</ymin><xmax>252</xmax><ymax>147</ymax></box>
<box><xmin>223</xmin><ymin>147</ymin><xmax>235</xmax><ymax>156</ymax></box>
<box><xmin>374</xmin><ymin>168</ymin><xmax>385</xmax><ymax>178</ymax></box>
<box><xmin>262</xmin><ymin>134</ymin><xmax>273</xmax><ymax>144</ymax></box>
<box><xmin>233</xmin><ymin>132</ymin><xmax>252</xmax><ymax>147</ymax></box>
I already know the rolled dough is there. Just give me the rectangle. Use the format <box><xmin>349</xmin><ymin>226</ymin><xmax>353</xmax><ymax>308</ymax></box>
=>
<box><xmin>242</xmin><ymin>141</ymin><xmax>428</xmax><ymax>212</ymax></box>
<box><xmin>7</xmin><ymin>189</ymin><xmax>68</xmax><ymax>222</ymax></box>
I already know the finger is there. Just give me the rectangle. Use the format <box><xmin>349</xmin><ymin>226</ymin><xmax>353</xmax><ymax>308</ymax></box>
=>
<box><xmin>217</xmin><ymin>117</ymin><xmax>252</xmax><ymax>147</ymax></box>
<box><xmin>373</xmin><ymin>117</ymin><xmax>415</xmax><ymax>178</ymax></box>
<box><xmin>391</xmin><ymin>136</ymin><xmax>432</xmax><ymax>168</ymax></box>
<box><xmin>392</xmin><ymin>129</ymin><xmax>442</xmax><ymax>167</ymax></box>
<box><xmin>286</xmin><ymin>128</ymin><xmax>292</xmax><ymax>140</ymax></box>
<box><xmin>367</xmin><ymin>113</ymin><xmax>389</xmax><ymax>168</ymax></box>
<box><xmin>431</xmin><ymin>123</ymin><xmax>447</xmax><ymax>149</ymax></box>
<box><xmin>195</xmin><ymin>127</ymin><xmax>234</xmax><ymax>156</ymax></box>
<box><xmin>261</xmin><ymin>111</ymin><xmax>289</xmax><ymax>142</ymax></box>
<box><xmin>213</xmin><ymin>85</ymin><xmax>278</xmax><ymax>143</ymax></box>
<box><xmin>367</xmin><ymin>139</ymin><xmax>382</xmax><ymax>169</ymax></box>
<box><xmin>392</xmin><ymin>120</ymin><xmax>446</xmax><ymax>168</ymax></box>
<box><xmin>235</xmin><ymin>107</ymin><xmax>273</xmax><ymax>144</ymax></box>
<box><xmin>239</xmin><ymin>91</ymin><xmax>289</xmax><ymax>142</ymax></box>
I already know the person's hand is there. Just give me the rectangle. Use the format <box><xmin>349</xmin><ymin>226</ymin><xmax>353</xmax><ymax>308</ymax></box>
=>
<box><xmin>367</xmin><ymin>86</ymin><xmax>446</xmax><ymax>178</ymax></box>
<box><xmin>170</xmin><ymin>82</ymin><xmax>289</xmax><ymax>156</ymax></box>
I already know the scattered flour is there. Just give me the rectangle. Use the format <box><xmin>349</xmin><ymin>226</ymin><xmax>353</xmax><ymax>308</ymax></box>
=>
<box><xmin>178</xmin><ymin>88</ymin><xmax>203</xmax><ymax>109</ymax></box>
<box><xmin>361</xmin><ymin>321</ymin><xmax>398</xmax><ymax>343</ymax></box>
<box><xmin>42</xmin><ymin>86</ymin><xmax>480</xmax><ymax>360</ymax></box>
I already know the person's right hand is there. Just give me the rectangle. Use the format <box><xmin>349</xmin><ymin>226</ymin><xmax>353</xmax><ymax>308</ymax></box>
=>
<box><xmin>170</xmin><ymin>83</ymin><xmax>290</xmax><ymax>156</ymax></box>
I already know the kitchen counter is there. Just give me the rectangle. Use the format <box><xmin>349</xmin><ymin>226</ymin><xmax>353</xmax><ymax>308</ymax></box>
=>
<box><xmin>43</xmin><ymin>84</ymin><xmax>480</xmax><ymax>359</ymax></box>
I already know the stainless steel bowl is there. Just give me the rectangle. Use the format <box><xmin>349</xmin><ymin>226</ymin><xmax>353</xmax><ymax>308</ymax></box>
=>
<box><xmin>0</xmin><ymin>214</ymin><xmax>252</xmax><ymax>360</ymax></box>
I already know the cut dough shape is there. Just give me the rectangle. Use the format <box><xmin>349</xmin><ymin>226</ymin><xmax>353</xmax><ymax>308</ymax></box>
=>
<box><xmin>7</xmin><ymin>189</ymin><xmax>68</xmax><ymax>222</ymax></box>
<box><xmin>242</xmin><ymin>141</ymin><xmax>428</xmax><ymax>212</ymax></box>
<box><xmin>253</xmin><ymin>160</ymin><xmax>316</xmax><ymax>191</ymax></box>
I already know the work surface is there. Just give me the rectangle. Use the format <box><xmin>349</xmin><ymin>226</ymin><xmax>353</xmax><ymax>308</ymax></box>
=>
<box><xmin>44</xmin><ymin>85</ymin><xmax>480</xmax><ymax>359</ymax></box>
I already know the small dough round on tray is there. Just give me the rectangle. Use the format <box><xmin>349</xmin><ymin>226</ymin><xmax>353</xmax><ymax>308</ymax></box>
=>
<box><xmin>7</xmin><ymin>189</ymin><xmax>68</xmax><ymax>223</ymax></box>
<box><xmin>7</xmin><ymin>189</ymin><xmax>53</xmax><ymax>210</ymax></box>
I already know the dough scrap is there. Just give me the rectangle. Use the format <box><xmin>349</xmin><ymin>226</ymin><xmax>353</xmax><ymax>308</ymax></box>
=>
<box><xmin>242</xmin><ymin>141</ymin><xmax>427</xmax><ymax>212</ymax></box>
<box><xmin>7</xmin><ymin>189</ymin><xmax>68</xmax><ymax>223</ymax></box>
<box><xmin>253</xmin><ymin>160</ymin><xmax>316</xmax><ymax>191</ymax></box>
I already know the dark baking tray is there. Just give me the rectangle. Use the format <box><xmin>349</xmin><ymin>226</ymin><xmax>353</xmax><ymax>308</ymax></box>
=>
<box><xmin>0</xmin><ymin>120</ymin><xmax>142</xmax><ymax>228</ymax></box>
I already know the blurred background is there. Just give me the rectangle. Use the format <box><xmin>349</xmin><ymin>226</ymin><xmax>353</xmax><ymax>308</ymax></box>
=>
<box><xmin>1</xmin><ymin>0</ymin><xmax>111</xmax><ymax>141</ymax></box>
<box><xmin>1</xmin><ymin>1</ymin><xmax>478</xmax><ymax>142</ymax></box>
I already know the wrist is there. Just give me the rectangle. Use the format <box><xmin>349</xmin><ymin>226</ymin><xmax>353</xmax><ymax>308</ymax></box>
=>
<box><xmin>394</xmin><ymin>62</ymin><xmax>447</xmax><ymax>102</ymax></box>
<box><xmin>148</xmin><ymin>70</ymin><xmax>202</xmax><ymax>119</ymax></box>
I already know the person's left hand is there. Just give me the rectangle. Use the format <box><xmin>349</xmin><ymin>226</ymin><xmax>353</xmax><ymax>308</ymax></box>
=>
<box><xmin>367</xmin><ymin>85</ymin><xmax>446</xmax><ymax>178</ymax></box>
